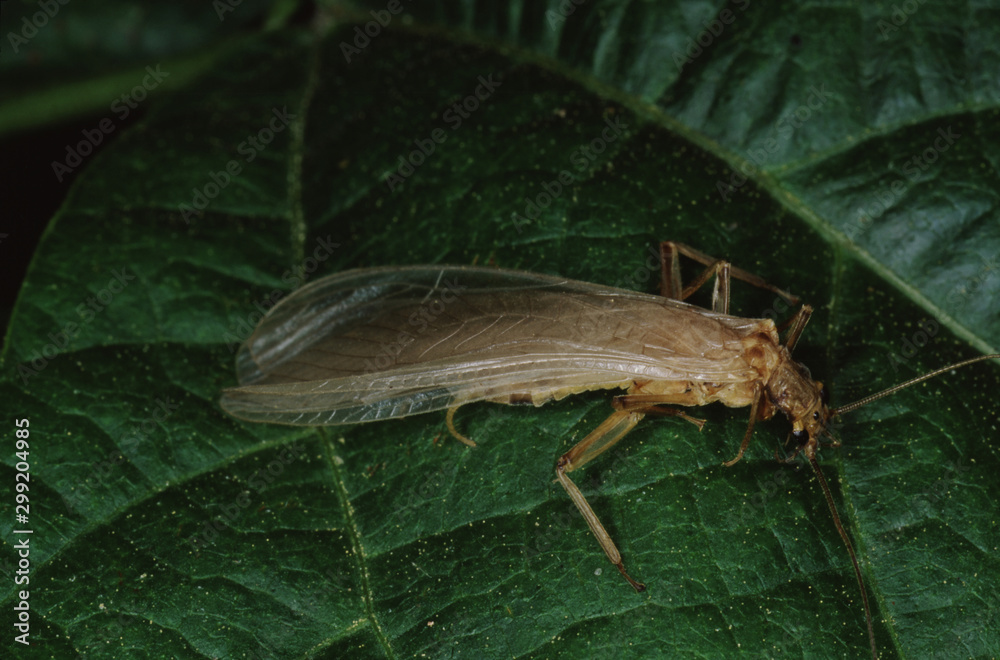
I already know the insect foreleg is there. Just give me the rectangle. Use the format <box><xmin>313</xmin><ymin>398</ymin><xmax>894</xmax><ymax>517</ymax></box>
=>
<box><xmin>722</xmin><ymin>383</ymin><xmax>765</xmax><ymax>467</ymax></box>
<box><xmin>555</xmin><ymin>409</ymin><xmax>646</xmax><ymax>591</ymax></box>
<box><xmin>614</xmin><ymin>383</ymin><xmax>766</xmax><ymax>467</ymax></box>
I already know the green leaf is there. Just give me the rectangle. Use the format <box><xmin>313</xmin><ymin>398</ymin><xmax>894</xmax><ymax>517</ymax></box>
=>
<box><xmin>0</xmin><ymin>0</ymin><xmax>285</xmax><ymax>137</ymax></box>
<box><xmin>3</xmin><ymin>3</ymin><xmax>999</xmax><ymax>658</ymax></box>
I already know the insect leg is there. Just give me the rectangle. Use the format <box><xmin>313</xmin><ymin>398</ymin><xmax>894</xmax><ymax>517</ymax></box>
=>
<box><xmin>659</xmin><ymin>241</ymin><xmax>800</xmax><ymax>306</ymax></box>
<box><xmin>659</xmin><ymin>241</ymin><xmax>732</xmax><ymax>313</ymax></box>
<box><xmin>614</xmin><ymin>393</ymin><xmax>767</xmax><ymax>466</ymax></box>
<box><xmin>555</xmin><ymin>409</ymin><xmax>646</xmax><ymax>591</ymax></box>
<box><xmin>612</xmin><ymin>395</ymin><xmax>706</xmax><ymax>430</ymax></box>
<box><xmin>775</xmin><ymin>304</ymin><xmax>813</xmax><ymax>353</ymax></box>
<box><xmin>723</xmin><ymin>383</ymin><xmax>764</xmax><ymax>467</ymax></box>
<box><xmin>445</xmin><ymin>405</ymin><xmax>477</xmax><ymax>447</ymax></box>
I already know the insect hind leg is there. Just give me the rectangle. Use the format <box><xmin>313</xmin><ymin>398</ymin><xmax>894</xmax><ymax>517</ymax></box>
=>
<box><xmin>556</xmin><ymin>409</ymin><xmax>647</xmax><ymax>592</ymax></box>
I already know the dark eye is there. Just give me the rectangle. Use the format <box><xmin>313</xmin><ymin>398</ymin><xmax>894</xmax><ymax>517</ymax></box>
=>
<box><xmin>813</xmin><ymin>411</ymin><xmax>820</xmax><ymax>420</ymax></box>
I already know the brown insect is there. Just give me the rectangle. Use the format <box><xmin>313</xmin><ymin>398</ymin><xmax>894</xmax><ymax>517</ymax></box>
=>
<box><xmin>220</xmin><ymin>241</ymin><xmax>998</xmax><ymax>659</ymax></box>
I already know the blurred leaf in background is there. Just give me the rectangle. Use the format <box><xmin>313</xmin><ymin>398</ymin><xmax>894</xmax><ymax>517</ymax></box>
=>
<box><xmin>1</xmin><ymin>1</ymin><xmax>998</xmax><ymax>658</ymax></box>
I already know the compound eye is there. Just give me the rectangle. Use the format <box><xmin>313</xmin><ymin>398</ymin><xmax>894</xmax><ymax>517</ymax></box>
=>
<box><xmin>813</xmin><ymin>411</ymin><xmax>821</xmax><ymax>421</ymax></box>
<box><xmin>791</xmin><ymin>429</ymin><xmax>809</xmax><ymax>446</ymax></box>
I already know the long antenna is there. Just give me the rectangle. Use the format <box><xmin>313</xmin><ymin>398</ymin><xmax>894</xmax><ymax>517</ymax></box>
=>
<box><xmin>805</xmin><ymin>450</ymin><xmax>878</xmax><ymax>660</ymax></box>
<box><xmin>817</xmin><ymin>351</ymin><xmax>1000</xmax><ymax>659</ymax></box>
<box><xmin>832</xmin><ymin>354</ymin><xmax>1000</xmax><ymax>416</ymax></box>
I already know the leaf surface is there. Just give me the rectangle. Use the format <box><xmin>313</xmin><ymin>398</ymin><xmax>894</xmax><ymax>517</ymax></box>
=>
<box><xmin>2</xmin><ymin>3</ymin><xmax>998</xmax><ymax>658</ymax></box>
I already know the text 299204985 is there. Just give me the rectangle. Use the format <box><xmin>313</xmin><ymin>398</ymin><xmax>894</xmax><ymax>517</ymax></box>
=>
<box><xmin>12</xmin><ymin>418</ymin><xmax>32</xmax><ymax>646</ymax></box>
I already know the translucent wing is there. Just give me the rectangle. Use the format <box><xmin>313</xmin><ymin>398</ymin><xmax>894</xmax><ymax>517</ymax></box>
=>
<box><xmin>219</xmin><ymin>265</ymin><xmax>766</xmax><ymax>425</ymax></box>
